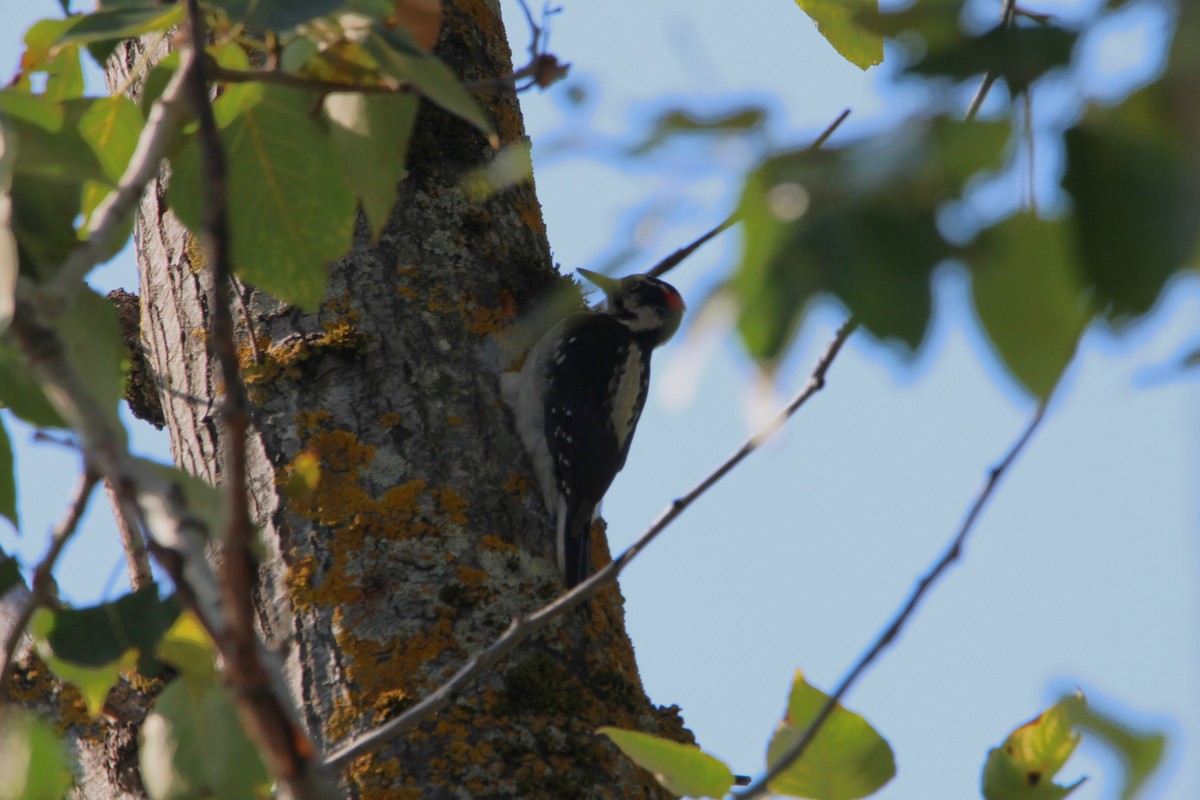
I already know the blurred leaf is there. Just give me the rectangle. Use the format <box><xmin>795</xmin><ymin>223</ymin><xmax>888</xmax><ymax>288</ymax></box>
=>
<box><xmin>855</xmin><ymin>0</ymin><xmax>965</xmax><ymax>49</ymax></box>
<box><xmin>18</xmin><ymin>20</ymin><xmax>86</xmax><ymax>102</ymax></box>
<box><xmin>599</xmin><ymin>727</ymin><xmax>735</xmax><ymax>799</ymax></box>
<box><xmin>908</xmin><ymin>25</ymin><xmax>1077</xmax><ymax>96</ymax></box>
<box><xmin>57</xmin><ymin>5</ymin><xmax>185</xmax><ymax>46</ymax></box>
<box><xmin>365</xmin><ymin>24</ymin><xmax>495</xmax><ymax>141</ymax></box>
<box><xmin>0</xmin><ymin>122</ymin><xmax>15</xmax><ymax>332</ymax></box>
<box><xmin>462</xmin><ymin>139</ymin><xmax>533</xmax><ymax>202</ymax></box>
<box><xmin>982</xmin><ymin>694</ymin><xmax>1086</xmax><ymax>800</ymax></box>
<box><xmin>8</xmin><ymin>175</ymin><xmax>81</xmax><ymax>279</ymax></box>
<box><xmin>632</xmin><ymin>107</ymin><xmax>767</xmax><ymax>155</ymax></box>
<box><xmin>794</xmin><ymin>0</ymin><xmax>884</xmax><ymax>70</ymax></box>
<box><xmin>137</xmin><ymin>458</ymin><xmax>228</xmax><ymax>542</ymax></box>
<box><xmin>0</xmin><ymin>710</ymin><xmax>73</xmax><ymax>800</ymax></box>
<box><xmin>0</xmin><ymin>417</ymin><xmax>15</xmax><ymax>531</ymax></box>
<box><xmin>0</xmin><ymin>555</ymin><xmax>20</xmax><ymax>594</ymax></box>
<box><xmin>323</xmin><ymin>92</ymin><xmax>417</xmax><ymax>240</ymax></box>
<box><xmin>206</xmin><ymin>0</ymin><xmax>343</xmax><ymax>31</ymax></box>
<box><xmin>1069</xmin><ymin>700</ymin><xmax>1165</xmax><ymax>800</ymax></box>
<box><xmin>19</xmin><ymin>18</ymin><xmax>77</xmax><ymax>71</ymax></box>
<box><xmin>31</xmin><ymin>586</ymin><xmax>181</xmax><ymax>668</ymax></box>
<box><xmin>0</xmin><ymin>92</ymin><xmax>107</xmax><ymax>184</ymax></box>
<box><xmin>156</xmin><ymin>611</ymin><xmax>216</xmax><ymax>683</ymax></box>
<box><xmin>30</xmin><ymin>611</ymin><xmax>130</xmax><ymax>716</ymax></box>
<box><xmin>58</xmin><ymin>287</ymin><xmax>127</xmax><ymax>435</ymax></box>
<box><xmin>79</xmin><ymin>94</ymin><xmax>143</xmax><ymax>238</ymax></box>
<box><xmin>169</xmin><ymin>85</ymin><xmax>356</xmax><ymax>309</ymax></box>
<box><xmin>970</xmin><ymin>214</ymin><xmax>1090</xmax><ymax>398</ymax></box>
<box><xmin>0</xmin><ymin>343</ymin><xmax>67</xmax><ymax>428</ymax></box>
<box><xmin>735</xmin><ymin>116</ymin><xmax>1009</xmax><ymax>360</ymax></box>
<box><xmin>766</xmin><ymin>670</ymin><xmax>895</xmax><ymax>799</ymax></box>
<box><xmin>1062</xmin><ymin>88</ymin><xmax>1200</xmax><ymax>322</ymax></box>
<box><xmin>140</xmin><ymin>678</ymin><xmax>272</xmax><ymax>800</ymax></box>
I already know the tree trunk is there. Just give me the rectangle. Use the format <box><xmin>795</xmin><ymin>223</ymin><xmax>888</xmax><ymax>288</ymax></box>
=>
<box><xmin>108</xmin><ymin>2</ymin><xmax>687</xmax><ymax>796</ymax></box>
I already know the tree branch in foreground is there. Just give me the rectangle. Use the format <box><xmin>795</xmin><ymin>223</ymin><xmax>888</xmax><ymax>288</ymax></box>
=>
<box><xmin>45</xmin><ymin>50</ymin><xmax>194</xmax><ymax>311</ymax></box>
<box><xmin>647</xmin><ymin>107</ymin><xmax>851</xmax><ymax>280</ymax></box>
<box><xmin>0</xmin><ymin>471</ymin><xmax>99</xmax><ymax>697</ymax></box>
<box><xmin>325</xmin><ymin>317</ymin><xmax>860</xmax><ymax>769</ymax></box>
<box><xmin>965</xmin><ymin>0</ymin><xmax>1019</xmax><ymax>121</ymax></box>
<box><xmin>736</xmin><ymin>399</ymin><xmax>1051</xmax><ymax>799</ymax></box>
<box><xmin>182</xmin><ymin>2</ymin><xmax>320</xmax><ymax>792</ymax></box>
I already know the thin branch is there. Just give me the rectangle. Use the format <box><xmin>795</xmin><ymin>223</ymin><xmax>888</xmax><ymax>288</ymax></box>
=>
<box><xmin>647</xmin><ymin>108</ymin><xmax>851</xmax><ymax>280</ymax></box>
<box><xmin>1</xmin><ymin>471</ymin><xmax>99</xmax><ymax>697</ymax></box>
<box><xmin>103</xmin><ymin>479</ymin><xmax>153</xmax><ymax>590</ymax></box>
<box><xmin>965</xmin><ymin>0</ymin><xmax>1019</xmax><ymax>122</ymax></box>
<box><xmin>325</xmin><ymin>317</ymin><xmax>859</xmax><ymax>769</ymax></box>
<box><xmin>46</xmin><ymin>53</ymin><xmax>194</xmax><ymax>310</ymax></box>
<box><xmin>736</xmin><ymin>400</ymin><xmax>1051</xmax><ymax>799</ymax></box>
<box><xmin>183</xmin><ymin>2</ymin><xmax>317</xmax><ymax>791</ymax></box>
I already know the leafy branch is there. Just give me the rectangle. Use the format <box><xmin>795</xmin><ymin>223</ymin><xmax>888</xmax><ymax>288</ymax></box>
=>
<box><xmin>325</xmin><ymin>317</ymin><xmax>859</xmax><ymax>769</ymax></box>
<box><xmin>736</xmin><ymin>399</ymin><xmax>1051</xmax><ymax>798</ymax></box>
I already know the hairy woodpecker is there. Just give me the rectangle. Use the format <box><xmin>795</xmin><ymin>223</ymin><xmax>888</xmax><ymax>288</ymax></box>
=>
<box><xmin>501</xmin><ymin>269</ymin><xmax>686</xmax><ymax>587</ymax></box>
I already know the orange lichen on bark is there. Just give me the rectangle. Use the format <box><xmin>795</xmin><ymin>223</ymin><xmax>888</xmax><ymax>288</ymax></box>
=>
<box><xmin>503</xmin><ymin>472</ymin><xmax>531</xmax><ymax>500</ymax></box>
<box><xmin>480</xmin><ymin>533</ymin><xmax>518</xmax><ymax>554</ymax></box>
<box><xmin>434</xmin><ymin>486</ymin><xmax>469</xmax><ymax>526</ymax></box>
<box><xmin>378</xmin><ymin>411</ymin><xmax>404</xmax><ymax>427</ymax></box>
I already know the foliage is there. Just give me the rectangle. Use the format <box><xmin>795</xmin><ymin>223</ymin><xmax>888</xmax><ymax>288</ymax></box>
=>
<box><xmin>0</xmin><ymin>0</ymin><xmax>1188</xmax><ymax>795</ymax></box>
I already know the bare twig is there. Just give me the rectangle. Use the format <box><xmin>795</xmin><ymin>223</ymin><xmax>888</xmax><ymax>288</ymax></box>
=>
<box><xmin>648</xmin><ymin>108</ymin><xmax>851</xmax><ymax>280</ymax></box>
<box><xmin>965</xmin><ymin>0</ymin><xmax>1019</xmax><ymax>121</ymax></box>
<box><xmin>736</xmin><ymin>400</ymin><xmax>1051</xmax><ymax>798</ymax></box>
<box><xmin>183</xmin><ymin>2</ymin><xmax>318</xmax><ymax>790</ymax></box>
<box><xmin>46</xmin><ymin>54</ymin><xmax>194</xmax><ymax>311</ymax></box>
<box><xmin>1</xmin><ymin>472</ymin><xmax>99</xmax><ymax>697</ymax></box>
<box><xmin>103</xmin><ymin>479</ymin><xmax>153</xmax><ymax>590</ymax></box>
<box><xmin>325</xmin><ymin>318</ymin><xmax>859</xmax><ymax>769</ymax></box>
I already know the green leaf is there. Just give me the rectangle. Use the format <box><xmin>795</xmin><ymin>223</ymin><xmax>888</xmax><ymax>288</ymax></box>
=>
<box><xmin>1068</xmin><ymin>700</ymin><xmax>1165</xmax><ymax>800</ymax></box>
<box><xmin>632</xmin><ymin>106</ymin><xmax>768</xmax><ymax>155</ymax></box>
<box><xmin>0</xmin><ymin>91</ymin><xmax>107</xmax><ymax>184</ymax></box>
<box><xmin>0</xmin><ymin>122</ymin><xmax>15</xmax><ymax>332</ymax></box>
<box><xmin>0</xmin><ymin>555</ymin><xmax>20</xmax><ymax>594</ymax></box>
<box><xmin>794</xmin><ymin>0</ymin><xmax>884</xmax><ymax>70</ymax></box>
<box><xmin>79</xmin><ymin>94</ymin><xmax>144</xmax><ymax>239</ymax></box>
<box><xmin>734</xmin><ymin>116</ymin><xmax>1010</xmax><ymax>361</ymax></box>
<box><xmin>0</xmin><ymin>343</ymin><xmax>66</xmax><ymax>428</ymax></box>
<box><xmin>599</xmin><ymin>727</ymin><xmax>735</xmax><ymax>799</ymax></box>
<box><xmin>155</xmin><ymin>611</ymin><xmax>217</xmax><ymax>683</ymax></box>
<box><xmin>323</xmin><ymin>92</ymin><xmax>418</xmax><ymax>240</ymax></box>
<box><xmin>30</xmin><ymin>611</ymin><xmax>128</xmax><ymax>717</ymax></box>
<box><xmin>982</xmin><ymin>695</ymin><xmax>1086</xmax><ymax>800</ymax></box>
<box><xmin>140</xmin><ymin>678</ymin><xmax>272</xmax><ymax>800</ymax></box>
<box><xmin>969</xmin><ymin>215</ymin><xmax>1090</xmax><ymax>398</ymax></box>
<box><xmin>58</xmin><ymin>287</ymin><xmax>128</xmax><ymax>435</ymax></box>
<box><xmin>365</xmin><ymin>24</ymin><xmax>495</xmax><ymax>140</ymax></box>
<box><xmin>205</xmin><ymin>0</ymin><xmax>343</xmax><ymax>32</ymax></box>
<box><xmin>169</xmin><ymin>85</ymin><xmax>356</xmax><ymax>309</ymax></box>
<box><xmin>0</xmin><ymin>416</ymin><xmax>16</xmax><ymax>531</ymax></box>
<box><xmin>31</xmin><ymin>587</ymin><xmax>181</xmax><ymax>668</ymax></box>
<box><xmin>57</xmin><ymin>5</ymin><xmax>185</xmax><ymax>46</ymax></box>
<box><xmin>8</xmin><ymin>175</ymin><xmax>81</xmax><ymax>280</ymax></box>
<box><xmin>766</xmin><ymin>670</ymin><xmax>896</xmax><ymax>799</ymax></box>
<box><xmin>137</xmin><ymin>459</ymin><xmax>228</xmax><ymax>542</ymax></box>
<box><xmin>908</xmin><ymin>25</ymin><xmax>1077</xmax><ymax>96</ymax></box>
<box><xmin>0</xmin><ymin>709</ymin><xmax>73</xmax><ymax>800</ymax></box>
<box><xmin>854</xmin><ymin>0</ymin><xmax>965</xmax><ymax>51</ymax></box>
<box><xmin>1062</xmin><ymin>88</ymin><xmax>1200</xmax><ymax>322</ymax></box>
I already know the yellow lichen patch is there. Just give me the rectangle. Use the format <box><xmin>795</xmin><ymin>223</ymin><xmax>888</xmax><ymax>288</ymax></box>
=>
<box><xmin>241</xmin><ymin>313</ymin><xmax>368</xmax><ymax>389</ymax></box>
<box><xmin>285</xmin><ymin>555</ymin><xmax>320</xmax><ymax>612</ymax></box>
<box><xmin>378</xmin><ymin>411</ymin><xmax>404</xmax><ymax>428</ymax></box>
<box><xmin>346</xmin><ymin>754</ymin><xmax>421</xmax><ymax>800</ymax></box>
<box><xmin>503</xmin><ymin>473</ymin><xmax>532</xmax><ymax>500</ymax></box>
<box><xmin>446</xmin><ymin>415</ymin><xmax>463</xmax><ymax>427</ymax></box>
<box><xmin>455</xmin><ymin>565</ymin><xmax>487</xmax><ymax>589</ymax></box>
<box><xmin>434</xmin><ymin>486</ymin><xmax>469</xmax><ymax>526</ymax></box>
<box><xmin>480</xmin><ymin>534</ymin><xmax>518</xmax><ymax>554</ymax></box>
<box><xmin>514</xmin><ymin>189</ymin><xmax>548</xmax><ymax>240</ymax></box>
<box><xmin>183</xmin><ymin>234</ymin><xmax>206</xmax><ymax>273</ymax></box>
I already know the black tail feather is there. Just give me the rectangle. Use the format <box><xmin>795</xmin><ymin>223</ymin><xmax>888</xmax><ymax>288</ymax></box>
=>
<box><xmin>561</xmin><ymin>500</ymin><xmax>594</xmax><ymax>588</ymax></box>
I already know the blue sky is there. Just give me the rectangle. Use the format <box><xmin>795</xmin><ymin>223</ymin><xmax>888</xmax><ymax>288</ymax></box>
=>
<box><xmin>1</xmin><ymin>1</ymin><xmax>1197</xmax><ymax>798</ymax></box>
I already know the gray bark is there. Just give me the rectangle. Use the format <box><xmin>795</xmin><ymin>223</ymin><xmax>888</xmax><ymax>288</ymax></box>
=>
<box><xmin>98</xmin><ymin>2</ymin><xmax>689</xmax><ymax>797</ymax></box>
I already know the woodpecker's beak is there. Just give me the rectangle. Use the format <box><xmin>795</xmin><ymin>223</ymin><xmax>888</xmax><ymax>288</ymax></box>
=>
<box><xmin>577</xmin><ymin>268</ymin><xmax>618</xmax><ymax>296</ymax></box>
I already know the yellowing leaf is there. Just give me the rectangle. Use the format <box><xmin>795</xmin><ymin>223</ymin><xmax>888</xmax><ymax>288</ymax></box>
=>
<box><xmin>599</xmin><ymin>727</ymin><xmax>735</xmax><ymax>799</ymax></box>
<box><xmin>794</xmin><ymin>0</ymin><xmax>884</xmax><ymax>70</ymax></box>
<box><xmin>982</xmin><ymin>695</ymin><xmax>1087</xmax><ymax>800</ymax></box>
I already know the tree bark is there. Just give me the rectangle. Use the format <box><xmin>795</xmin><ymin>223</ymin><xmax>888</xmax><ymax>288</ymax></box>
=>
<box><xmin>108</xmin><ymin>2</ymin><xmax>688</xmax><ymax>797</ymax></box>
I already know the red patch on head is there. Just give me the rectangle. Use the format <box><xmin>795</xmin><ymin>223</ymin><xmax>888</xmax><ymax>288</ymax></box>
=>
<box><xmin>663</xmin><ymin>287</ymin><xmax>684</xmax><ymax>311</ymax></box>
